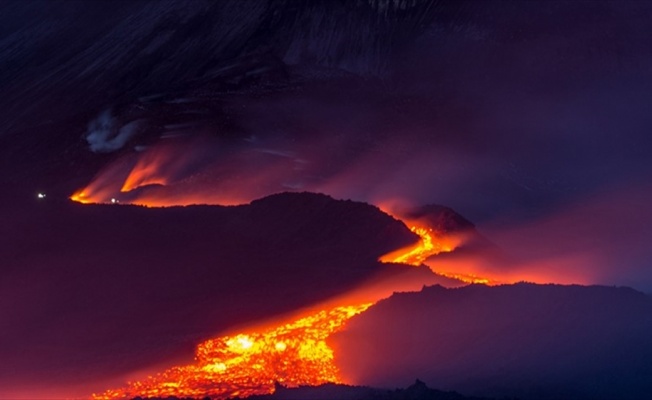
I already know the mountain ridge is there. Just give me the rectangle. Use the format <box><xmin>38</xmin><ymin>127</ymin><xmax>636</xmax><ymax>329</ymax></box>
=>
<box><xmin>333</xmin><ymin>282</ymin><xmax>652</xmax><ymax>400</ymax></box>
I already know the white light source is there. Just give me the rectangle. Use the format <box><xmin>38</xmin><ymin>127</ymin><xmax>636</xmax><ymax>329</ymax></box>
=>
<box><xmin>37</xmin><ymin>193</ymin><xmax>46</xmax><ymax>199</ymax></box>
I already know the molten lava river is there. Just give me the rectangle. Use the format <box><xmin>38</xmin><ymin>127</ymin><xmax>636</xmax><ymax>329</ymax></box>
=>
<box><xmin>379</xmin><ymin>224</ymin><xmax>493</xmax><ymax>285</ymax></box>
<box><xmin>89</xmin><ymin>216</ymin><xmax>492</xmax><ymax>400</ymax></box>
<box><xmin>94</xmin><ymin>304</ymin><xmax>371</xmax><ymax>399</ymax></box>
<box><xmin>72</xmin><ymin>173</ymin><xmax>495</xmax><ymax>399</ymax></box>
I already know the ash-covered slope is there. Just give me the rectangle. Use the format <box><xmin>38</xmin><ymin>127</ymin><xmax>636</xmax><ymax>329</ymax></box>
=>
<box><xmin>0</xmin><ymin>0</ymin><xmax>440</xmax><ymax>136</ymax></box>
<box><xmin>333</xmin><ymin>283</ymin><xmax>652</xmax><ymax>400</ymax></box>
<box><xmin>2</xmin><ymin>0</ymin><xmax>651</xmax><ymax>228</ymax></box>
<box><xmin>0</xmin><ymin>0</ymin><xmax>449</xmax><ymax>205</ymax></box>
<box><xmin>0</xmin><ymin>192</ymin><xmax>433</xmax><ymax>398</ymax></box>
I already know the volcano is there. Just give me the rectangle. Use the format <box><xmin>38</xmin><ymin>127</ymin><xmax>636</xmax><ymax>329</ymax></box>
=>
<box><xmin>6</xmin><ymin>191</ymin><xmax>651</xmax><ymax>400</ymax></box>
<box><xmin>0</xmin><ymin>192</ymin><xmax>459</xmax><ymax>398</ymax></box>
<box><xmin>3</xmin><ymin>1</ymin><xmax>652</xmax><ymax>399</ymax></box>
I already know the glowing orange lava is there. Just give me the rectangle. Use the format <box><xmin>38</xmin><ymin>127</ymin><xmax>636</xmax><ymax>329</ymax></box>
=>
<box><xmin>92</xmin><ymin>304</ymin><xmax>371</xmax><ymax>400</ymax></box>
<box><xmin>88</xmin><ymin>212</ymin><xmax>493</xmax><ymax>399</ymax></box>
<box><xmin>380</xmin><ymin>226</ymin><xmax>453</xmax><ymax>266</ymax></box>
<box><xmin>73</xmin><ymin>170</ymin><xmax>498</xmax><ymax>399</ymax></box>
<box><xmin>378</xmin><ymin>222</ymin><xmax>498</xmax><ymax>285</ymax></box>
<box><xmin>70</xmin><ymin>191</ymin><xmax>93</xmax><ymax>204</ymax></box>
<box><xmin>435</xmin><ymin>272</ymin><xmax>494</xmax><ymax>285</ymax></box>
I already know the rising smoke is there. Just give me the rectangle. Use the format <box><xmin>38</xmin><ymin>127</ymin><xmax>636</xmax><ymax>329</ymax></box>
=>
<box><xmin>86</xmin><ymin>109</ymin><xmax>142</xmax><ymax>153</ymax></box>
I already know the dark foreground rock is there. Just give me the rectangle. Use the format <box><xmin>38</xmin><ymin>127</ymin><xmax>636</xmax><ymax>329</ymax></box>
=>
<box><xmin>246</xmin><ymin>380</ymin><xmax>495</xmax><ymax>400</ymax></box>
<box><xmin>133</xmin><ymin>379</ymin><xmax>496</xmax><ymax>400</ymax></box>
<box><xmin>333</xmin><ymin>283</ymin><xmax>652</xmax><ymax>400</ymax></box>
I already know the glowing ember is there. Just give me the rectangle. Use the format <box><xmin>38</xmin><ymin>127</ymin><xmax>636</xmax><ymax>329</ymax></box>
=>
<box><xmin>92</xmin><ymin>304</ymin><xmax>371</xmax><ymax>400</ymax></box>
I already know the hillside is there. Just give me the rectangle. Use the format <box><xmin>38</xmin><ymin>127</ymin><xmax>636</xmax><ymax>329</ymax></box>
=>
<box><xmin>333</xmin><ymin>283</ymin><xmax>652</xmax><ymax>400</ymax></box>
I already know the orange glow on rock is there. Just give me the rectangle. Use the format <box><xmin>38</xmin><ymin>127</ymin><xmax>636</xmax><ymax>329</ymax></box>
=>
<box><xmin>92</xmin><ymin>304</ymin><xmax>371</xmax><ymax>400</ymax></box>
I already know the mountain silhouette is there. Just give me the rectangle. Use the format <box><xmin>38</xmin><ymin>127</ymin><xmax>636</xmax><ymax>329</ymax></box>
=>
<box><xmin>334</xmin><ymin>283</ymin><xmax>652</xmax><ymax>400</ymax></box>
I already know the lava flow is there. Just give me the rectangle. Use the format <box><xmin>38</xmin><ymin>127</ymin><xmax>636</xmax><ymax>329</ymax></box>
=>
<box><xmin>380</xmin><ymin>223</ymin><xmax>493</xmax><ymax>285</ymax></box>
<box><xmin>72</xmin><ymin>159</ymin><xmax>498</xmax><ymax>398</ymax></box>
<box><xmin>380</xmin><ymin>226</ymin><xmax>450</xmax><ymax>266</ymax></box>
<box><xmin>90</xmin><ymin>212</ymin><xmax>494</xmax><ymax>400</ymax></box>
<box><xmin>93</xmin><ymin>304</ymin><xmax>371</xmax><ymax>400</ymax></box>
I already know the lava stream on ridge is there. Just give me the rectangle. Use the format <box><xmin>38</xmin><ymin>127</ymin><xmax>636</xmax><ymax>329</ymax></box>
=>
<box><xmin>92</xmin><ymin>304</ymin><xmax>371</xmax><ymax>400</ymax></box>
<box><xmin>380</xmin><ymin>224</ymin><xmax>494</xmax><ymax>285</ymax></box>
<box><xmin>90</xmin><ymin>208</ymin><xmax>493</xmax><ymax>400</ymax></box>
<box><xmin>71</xmin><ymin>167</ymin><xmax>498</xmax><ymax>399</ymax></box>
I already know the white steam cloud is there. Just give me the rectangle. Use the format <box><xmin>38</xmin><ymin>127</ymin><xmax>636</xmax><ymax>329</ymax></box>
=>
<box><xmin>86</xmin><ymin>109</ymin><xmax>141</xmax><ymax>153</ymax></box>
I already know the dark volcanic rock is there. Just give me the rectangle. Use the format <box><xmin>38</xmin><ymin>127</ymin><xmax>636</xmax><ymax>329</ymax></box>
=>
<box><xmin>403</xmin><ymin>204</ymin><xmax>476</xmax><ymax>234</ymax></box>
<box><xmin>0</xmin><ymin>192</ymin><xmax>418</xmax><ymax>396</ymax></box>
<box><xmin>333</xmin><ymin>283</ymin><xmax>652</xmax><ymax>400</ymax></box>
<box><xmin>133</xmin><ymin>379</ymin><xmax>492</xmax><ymax>400</ymax></box>
<box><xmin>237</xmin><ymin>379</ymin><xmax>488</xmax><ymax>400</ymax></box>
<box><xmin>247</xmin><ymin>192</ymin><xmax>415</xmax><ymax>262</ymax></box>
<box><xmin>0</xmin><ymin>0</ymin><xmax>442</xmax><ymax>140</ymax></box>
<box><xmin>241</xmin><ymin>379</ymin><xmax>492</xmax><ymax>400</ymax></box>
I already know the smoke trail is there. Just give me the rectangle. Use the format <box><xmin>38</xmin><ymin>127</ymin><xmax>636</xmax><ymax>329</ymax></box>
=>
<box><xmin>86</xmin><ymin>109</ymin><xmax>142</xmax><ymax>153</ymax></box>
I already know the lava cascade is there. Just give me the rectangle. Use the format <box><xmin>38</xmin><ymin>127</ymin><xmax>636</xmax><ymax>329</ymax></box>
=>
<box><xmin>89</xmin><ymin>213</ymin><xmax>495</xmax><ymax>399</ymax></box>
<box><xmin>380</xmin><ymin>224</ymin><xmax>493</xmax><ymax>285</ymax></box>
<box><xmin>93</xmin><ymin>304</ymin><xmax>371</xmax><ymax>399</ymax></box>
<box><xmin>72</xmin><ymin>172</ymin><xmax>498</xmax><ymax>398</ymax></box>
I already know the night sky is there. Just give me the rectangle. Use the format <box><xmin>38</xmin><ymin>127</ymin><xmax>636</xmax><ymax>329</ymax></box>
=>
<box><xmin>1</xmin><ymin>0</ymin><xmax>652</xmax><ymax>398</ymax></box>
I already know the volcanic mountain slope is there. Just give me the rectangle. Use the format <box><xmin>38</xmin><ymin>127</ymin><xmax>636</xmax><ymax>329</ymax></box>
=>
<box><xmin>332</xmin><ymin>283</ymin><xmax>652</xmax><ymax>400</ymax></box>
<box><xmin>0</xmin><ymin>0</ymin><xmax>445</xmax><ymax>198</ymax></box>
<box><xmin>0</xmin><ymin>0</ymin><xmax>443</xmax><ymax>135</ymax></box>
<box><xmin>244</xmin><ymin>380</ymin><xmax>493</xmax><ymax>400</ymax></box>
<box><xmin>401</xmin><ymin>204</ymin><xmax>500</xmax><ymax>254</ymax></box>
<box><xmin>0</xmin><ymin>192</ymin><xmax>451</xmax><ymax>398</ymax></box>
<box><xmin>136</xmin><ymin>380</ymin><xmax>493</xmax><ymax>400</ymax></box>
